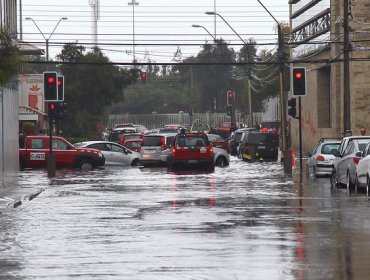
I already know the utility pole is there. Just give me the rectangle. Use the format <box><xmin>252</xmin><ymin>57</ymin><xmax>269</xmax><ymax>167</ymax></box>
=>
<box><xmin>343</xmin><ymin>0</ymin><xmax>351</xmax><ymax>136</ymax></box>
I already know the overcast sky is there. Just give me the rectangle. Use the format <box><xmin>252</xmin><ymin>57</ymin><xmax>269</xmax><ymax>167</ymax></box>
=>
<box><xmin>19</xmin><ymin>0</ymin><xmax>290</xmax><ymax>63</ymax></box>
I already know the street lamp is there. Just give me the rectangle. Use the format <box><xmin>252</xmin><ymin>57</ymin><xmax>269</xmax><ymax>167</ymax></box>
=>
<box><xmin>128</xmin><ymin>0</ymin><xmax>139</xmax><ymax>63</ymax></box>
<box><xmin>25</xmin><ymin>17</ymin><xmax>68</xmax><ymax>61</ymax></box>
<box><xmin>205</xmin><ymin>11</ymin><xmax>254</xmax><ymax>128</ymax></box>
<box><xmin>256</xmin><ymin>0</ymin><xmax>290</xmax><ymax>172</ymax></box>
<box><xmin>192</xmin><ymin>24</ymin><xmax>217</xmax><ymax>42</ymax></box>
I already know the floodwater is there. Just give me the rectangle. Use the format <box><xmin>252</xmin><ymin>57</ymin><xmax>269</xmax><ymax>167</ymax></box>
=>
<box><xmin>2</xmin><ymin>157</ymin><xmax>370</xmax><ymax>279</ymax></box>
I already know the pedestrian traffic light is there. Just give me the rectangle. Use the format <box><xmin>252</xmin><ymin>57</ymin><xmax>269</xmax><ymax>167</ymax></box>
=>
<box><xmin>292</xmin><ymin>67</ymin><xmax>307</xmax><ymax>96</ymax></box>
<box><xmin>226</xmin><ymin>91</ymin><xmax>235</xmax><ymax>106</ymax></box>
<box><xmin>57</xmin><ymin>76</ymin><xmax>64</xmax><ymax>101</ymax></box>
<box><xmin>43</xmin><ymin>72</ymin><xmax>58</xmax><ymax>101</ymax></box>
<box><xmin>226</xmin><ymin>105</ymin><xmax>232</xmax><ymax>116</ymax></box>
<box><xmin>288</xmin><ymin>98</ymin><xmax>297</xmax><ymax>118</ymax></box>
<box><xmin>48</xmin><ymin>102</ymin><xmax>57</xmax><ymax>118</ymax></box>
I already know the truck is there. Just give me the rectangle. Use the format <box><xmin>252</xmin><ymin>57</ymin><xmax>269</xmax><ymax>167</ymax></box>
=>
<box><xmin>19</xmin><ymin>135</ymin><xmax>105</xmax><ymax>170</ymax></box>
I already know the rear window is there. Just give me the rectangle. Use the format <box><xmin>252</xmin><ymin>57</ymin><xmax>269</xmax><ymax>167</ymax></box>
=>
<box><xmin>143</xmin><ymin>136</ymin><xmax>163</xmax><ymax>146</ymax></box>
<box><xmin>126</xmin><ymin>141</ymin><xmax>142</xmax><ymax>149</ymax></box>
<box><xmin>176</xmin><ymin>135</ymin><xmax>207</xmax><ymax>147</ymax></box>
<box><xmin>320</xmin><ymin>143</ymin><xmax>340</xmax><ymax>154</ymax></box>
<box><xmin>124</xmin><ymin>134</ymin><xmax>141</xmax><ymax>140</ymax></box>
<box><xmin>246</xmin><ymin>133</ymin><xmax>277</xmax><ymax>144</ymax></box>
<box><xmin>208</xmin><ymin>134</ymin><xmax>223</xmax><ymax>141</ymax></box>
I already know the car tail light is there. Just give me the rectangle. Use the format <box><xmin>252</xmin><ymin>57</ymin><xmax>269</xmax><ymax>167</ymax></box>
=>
<box><xmin>353</xmin><ymin>157</ymin><xmax>360</xmax><ymax>165</ymax></box>
<box><xmin>171</xmin><ymin>147</ymin><xmax>176</xmax><ymax>154</ymax></box>
<box><xmin>316</xmin><ymin>155</ymin><xmax>325</xmax><ymax>161</ymax></box>
<box><xmin>161</xmin><ymin>136</ymin><xmax>167</xmax><ymax>150</ymax></box>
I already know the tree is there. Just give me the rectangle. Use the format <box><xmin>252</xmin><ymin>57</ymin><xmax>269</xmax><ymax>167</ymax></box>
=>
<box><xmin>0</xmin><ymin>29</ymin><xmax>20</xmax><ymax>84</ymax></box>
<box><xmin>56</xmin><ymin>44</ymin><xmax>134</xmax><ymax>138</ymax></box>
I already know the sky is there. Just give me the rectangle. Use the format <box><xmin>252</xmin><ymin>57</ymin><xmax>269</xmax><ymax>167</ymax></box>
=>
<box><xmin>19</xmin><ymin>0</ymin><xmax>290</xmax><ymax>64</ymax></box>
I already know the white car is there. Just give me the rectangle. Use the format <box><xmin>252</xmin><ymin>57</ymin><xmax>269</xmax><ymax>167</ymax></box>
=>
<box><xmin>213</xmin><ymin>147</ymin><xmax>229</xmax><ymax>167</ymax></box>
<box><xmin>74</xmin><ymin>141</ymin><xmax>139</xmax><ymax>166</ymax></box>
<box><xmin>356</xmin><ymin>142</ymin><xmax>370</xmax><ymax>192</ymax></box>
<box><xmin>306</xmin><ymin>140</ymin><xmax>341</xmax><ymax>177</ymax></box>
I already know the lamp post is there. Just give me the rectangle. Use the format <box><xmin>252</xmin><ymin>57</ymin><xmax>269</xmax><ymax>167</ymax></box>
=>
<box><xmin>205</xmin><ymin>11</ymin><xmax>254</xmax><ymax>128</ymax></box>
<box><xmin>25</xmin><ymin>17</ymin><xmax>68</xmax><ymax>61</ymax></box>
<box><xmin>192</xmin><ymin>24</ymin><xmax>217</xmax><ymax>42</ymax></box>
<box><xmin>256</xmin><ymin>0</ymin><xmax>290</xmax><ymax>173</ymax></box>
<box><xmin>128</xmin><ymin>0</ymin><xmax>139</xmax><ymax>63</ymax></box>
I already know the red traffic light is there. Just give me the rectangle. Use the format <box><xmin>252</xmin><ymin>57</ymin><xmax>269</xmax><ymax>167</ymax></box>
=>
<box><xmin>228</xmin><ymin>92</ymin><xmax>233</xmax><ymax>97</ymax></box>
<box><xmin>57</xmin><ymin>80</ymin><xmax>62</xmax><ymax>86</ymax></box>
<box><xmin>226</xmin><ymin>91</ymin><xmax>235</xmax><ymax>106</ymax></box>
<box><xmin>50</xmin><ymin>103</ymin><xmax>55</xmax><ymax>110</ymax></box>
<box><xmin>295</xmin><ymin>72</ymin><xmax>303</xmax><ymax>79</ymax></box>
<box><xmin>48</xmin><ymin>76</ymin><xmax>55</xmax><ymax>83</ymax></box>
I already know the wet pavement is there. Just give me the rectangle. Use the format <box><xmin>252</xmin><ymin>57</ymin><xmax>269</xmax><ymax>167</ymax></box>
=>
<box><xmin>1</xmin><ymin>157</ymin><xmax>370</xmax><ymax>279</ymax></box>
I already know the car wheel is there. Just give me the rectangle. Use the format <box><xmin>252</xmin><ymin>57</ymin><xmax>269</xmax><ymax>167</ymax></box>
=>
<box><xmin>131</xmin><ymin>159</ymin><xmax>140</xmax><ymax>166</ymax></box>
<box><xmin>78</xmin><ymin>159</ymin><xmax>94</xmax><ymax>170</ymax></box>
<box><xmin>346</xmin><ymin>171</ymin><xmax>353</xmax><ymax>190</ymax></box>
<box><xmin>330</xmin><ymin>170</ymin><xmax>338</xmax><ymax>188</ymax></box>
<box><xmin>215</xmin><ymin>156</ymin><xmax>228</xmax><ymax>167</ymax></box>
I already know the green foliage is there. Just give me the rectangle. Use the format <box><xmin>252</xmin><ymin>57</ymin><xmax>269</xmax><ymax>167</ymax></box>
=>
<box><xmin>0</xmin><ymin>29</ymin><xmax>20</xmax><ymax>84</ymax></box>
<box><xmin>56</xmin><ymin>43</ymin><xmax>135</xmax><ymax>138</ymax></box>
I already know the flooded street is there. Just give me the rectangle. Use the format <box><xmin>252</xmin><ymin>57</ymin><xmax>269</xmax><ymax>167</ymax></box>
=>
<box><xmin>2</xmin><ymin>158</ymin><xmax>370</xmax><ymax>279</ymax></box>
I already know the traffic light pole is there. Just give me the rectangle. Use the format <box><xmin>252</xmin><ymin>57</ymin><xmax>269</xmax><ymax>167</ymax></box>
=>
<box><xmin>298</xmin><ymin>97</ymin><xmax>303</xmax><ymax>171</ymax></box>
<box><xmin>47</xmin><ymin>115</ymin><xmax>56</xmax><ymax>178</ymax></box>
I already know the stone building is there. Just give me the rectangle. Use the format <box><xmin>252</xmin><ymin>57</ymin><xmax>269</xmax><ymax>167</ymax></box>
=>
<box><xmin>289</xmin><ymin>0</ymin><xmax>370</xmax><ymax>152</ymax></box>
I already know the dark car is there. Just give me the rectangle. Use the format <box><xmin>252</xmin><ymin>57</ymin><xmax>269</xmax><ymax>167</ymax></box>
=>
<box><xmin>239</xmin><ymin>131</ymin><xmax>279</xmax><ymax>161</ymax></box>
<box><xmin>229</xmin><ymin>128</ymin><xmax>256</xmax><ymax>156</ymax></box>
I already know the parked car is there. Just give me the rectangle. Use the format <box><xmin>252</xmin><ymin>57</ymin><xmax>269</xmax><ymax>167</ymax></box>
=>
<box><xmin>331</xmin><ymin>139</ymin><xmax>370</xmax><ymax>188</ymax></box>
<box><xmin>123</xmin><ymin>139</ymin><xmax>143</xmax><ymax>153</ymax></box>
<box><xmin>108</xmin><ymin>127</ymin><xmax>137</xmax><ymax>143</ymax></box>
<box><xmin>74</xmin><ymin>141</ymin><xmax>140</xmax><ymax>166</ymax></box>
<box><xmin>355</xmin><ymin>142</ymin><xmax>370</xmax><ymax>192</ymax></box>
<box><xmin>306</xmin><ymin>140</ymin><xmax>341</xmax><ymax>177</ymax></box>
<box><xmin>167</xmin><ymin>132</ymin><xmax>215</xmax><ymax>171</ymax></box>
<box><xmin>330</xmin><ymin>136</ymin><xmax>370</xmax><ymax>188</ymax></box>
<box><xmin>213</xmin><ymin>121</ymin><xmax>246</xmax><ymax>139</ymax></box>
<box><xmin>119</xmin><ymin>133</ymin><xmax>143</xmax><ymax>145</ymax></box>
<box><xmin>238</xmin><ymin>131</ymin><xmax>279</xmax><ymax>161</ymax></box>
<box><xmin>229</xmin><ymin>128</ymin><xmax>256</xmax><ymax>156</ymax></box>
<box><xmin>139</xmin><ymin>133</ymin><xmax>177</xmax><ymax>166</ymax></box>
<box><xmin>207</xmin><ymin>133</ymin><xmax>230</xmax><ymax>152</ymax></box>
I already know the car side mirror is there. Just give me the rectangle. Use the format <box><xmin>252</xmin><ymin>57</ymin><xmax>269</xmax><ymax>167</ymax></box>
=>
<box><xmin>355</xmin><ymin>151</ymin><xmax>362</xmax><ymax>158</ymax></box>
<box><xmin>333</xmin><ymin>150</ymin><xmax>341</xmax><ymax>157</ymax></box>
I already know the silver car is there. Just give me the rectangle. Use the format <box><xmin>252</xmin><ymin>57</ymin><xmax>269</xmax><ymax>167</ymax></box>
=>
<box><xmin>75</xmin><ymin>141</ymin><xmax>140</xmax><ymax>166</ymax></box>
<box><xmin>213</xmin><ymin>147</ymin><xmax>229</xmax><ymax>167</ymax></box>
<box><xmin>333</xmin><ymin>139</ymin><xmax>370</xmax><ymax>188</ymax></box>
<box><xmin>139</xmin><ymin>133</ymin><xmax>177</xmax><ymax>166</ymax></box>
<box><xmin>306</xmin><ymin>140</ymin><xmax>341</xmax><ymax>177</ymax></box>
<box><xmin>355</xmin><ymin>142</ymin><xmax>370</xmax><ymax>193</ymax></box>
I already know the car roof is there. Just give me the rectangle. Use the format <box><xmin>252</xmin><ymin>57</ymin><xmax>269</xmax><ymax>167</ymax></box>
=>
<box><xmin>144</xmin><ymin>133</ymin><xmax>177</xmax><ymax>137</ymax></box>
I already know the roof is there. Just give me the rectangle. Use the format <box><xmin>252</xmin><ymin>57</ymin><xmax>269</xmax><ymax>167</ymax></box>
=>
<box><xmin>17</xmin><ymin>41</ymin><xmax>44</xmax><ymax>56</ymax></box>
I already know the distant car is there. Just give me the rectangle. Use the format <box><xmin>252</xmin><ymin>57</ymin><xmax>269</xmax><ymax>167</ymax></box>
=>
<box><xmin>167</xmin><ymin>132</ymin><xmax>215</xmax><ymax>171</ymax></box>
<box><xmin>207</xmin><ymin>133</ymin><xmax>229</xmax><ymax>152</ymax></box>
<box><xmin>133</xmin><ymin>124</ymin><xmax>148</xmax><ymax>134</ymax></box>
<box><xmin>158</xmin><ymin>127</ymin><xmax>181</xmax><ymax>134</ymax></box>
<box><xmin>119</xmin><ymin>133</ymin><xmax>143</xmax><ymax>145</ymax></box>
<box><xmin>356</xmin><ymin>142</ymin><xmax>370</xmax><ymax>192</ymax></box>
<box><xmin>123</xmin><ymin>139</ymin><xmax>143</xmax><ymax>153</ymax></box>
<box><xmin>75</xmin><ymin>141</ymin><xmax>140</xmax><ymax>166</ymax></box>
<box><xmin>229</xmin><ymin>128</ymin><xmax>256</xmax><ymax>156</ymax></box>
<box><xmin>139</xmin><ymin>133</ymin><xmax>177</xmax><ymax>166</ymax></box>
<box><xmin>332</xmin><ymin>139</ymin><xmax>370</xmax><ymax>188</ymax></box>
<box><xmin>306</xmin><ymin>140</ymin><xmax>341</xmax><ymax>177</ymax></box>
<box><xmin>190</xmin><ymin>121</ymin><xmax>210</xmax><ymax>134</ymax></box>
<box><xmin>238</xmin><ymin>131</ymin><xmax>279</xmax><ymax>162</ymax></box>
<box><xmin>213</xmin><ymin>121</ymin><xmax>246</xmax><ymax>139</ymax></box>
<box><xmin>114</xmin><ymin>123</ymin><xmax>135</xmax><ymax>129</ymax></box>
<box><xmin>108</xmin><ymin>127</ymin><xmax>137</xmax><ymax>143</ymax></box>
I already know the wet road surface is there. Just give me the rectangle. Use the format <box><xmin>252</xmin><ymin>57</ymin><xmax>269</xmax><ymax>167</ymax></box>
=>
<box><xmin>2</xmin><ymin>157</ymin><xmax>370</xmax><ymax>279</ymax></box>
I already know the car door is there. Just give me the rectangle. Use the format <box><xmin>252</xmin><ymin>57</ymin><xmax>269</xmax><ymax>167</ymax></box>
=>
<box><xmin>337</xmin><ymin>142</ymin><xmax>355</xmax><ymax>184</ymax></box>
<box><xmin>106</xmin><ymin>143</ymin><xmax>132</xmax><ymax>165</ymax></box>
<box><xmin>356</xmin><ymin>144</ymin><xmax>370</xmax><ymax>186</ymax></box>
<box><xmin>52</xmin><ymin>138</ymin><xmax>76</xmax><ymax>167</ymax></box>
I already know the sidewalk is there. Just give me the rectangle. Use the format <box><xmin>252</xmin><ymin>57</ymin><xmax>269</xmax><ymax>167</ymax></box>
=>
<box><xmin>0</xmin><ymin>173</ymin><xmax>46</xmax><ymax>209</ymax></box>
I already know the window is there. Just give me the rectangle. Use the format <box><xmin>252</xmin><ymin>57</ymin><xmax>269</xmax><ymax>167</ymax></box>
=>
<box><xmin>31</xmin><ymin>139</ymin><xmax>44</xmax><ymax>149</ymax></box>
<box><xmin>110</xmin><ymin>144</ymin><xmax>124</xmax><ymax>153</ymax></box>
<box><xmin>52</xmin><ymin>139</ymin><xmax>69</xmax><ymax>150</ymax></box>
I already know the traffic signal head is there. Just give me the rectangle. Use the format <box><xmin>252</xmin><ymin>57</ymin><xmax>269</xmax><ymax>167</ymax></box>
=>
<box><xmin>226</xmin><ymin>91</ymin><xmax>235</xmax><ymax>106</ymax></box>
<box><xmin>226</xmin><ymin>105</ymin><xmax>232</xmax><ymax>116</ymax></box>
<box><xmin>288</xmin><ymin>98</ymin><xmax>297</xmax><ymax>117</ymax></box>
<box><xmin>57</xmin><ymin>76</ymin><xmax>64</xmax><ymax>101</ymax></box>
<box><xmin>43</xmin><ymin>72</ymin><xmax>58</xmax><ymax>101</ymax></box>
<box><xmin>292</xmin><ymin>67</ymin><xmax>307</xmax><ymax>96</ymax></box>
<box><xmin>48</xmin><ymin>102</ymin><xmax>57</xmax><ymax>118</ymax></box>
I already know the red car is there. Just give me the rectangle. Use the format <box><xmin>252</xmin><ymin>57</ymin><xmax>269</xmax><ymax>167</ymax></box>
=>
<box><xmin>123</xmin><ymin>139</ymin><xmax>143</xmax><ymax>153</ymax></box>
<box><xmin>214</xmin><ymin>121</ymin><xmax>246</xmax><ymax>139</ymax></box>
<box><xmin>167</xmin><ymin>132</ymin><xmax>215</xmax><ymax>171</ymax></box>
<box><xmin>207</xmin><ymin>133</ymin><xmax>230</xmax><ymax>153</ymax></box>
<box><xmin>119</xmin><ymin>133</ymin><xmax>144</xmax><ymax>146</ymax></box>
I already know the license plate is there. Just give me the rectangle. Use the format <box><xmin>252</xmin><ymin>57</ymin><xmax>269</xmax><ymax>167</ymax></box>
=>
<box><xmin>243</xmin><ymin>153</ymin><xmax>251</xmax><ymax>159</ymax></box>
<box><xmin>188</xmin><ymin>159</ymin><xmax>198</xmax><ymax>164</ymax></box>
<box><xmin>258</xmin><ymin>146</ymin><xmax>266</xmax><ymax>149</ymax></box>
<box><xmin>146</xmin><ymin>150</ymin><xmax>156</xmax><ymax>153</ymax></box>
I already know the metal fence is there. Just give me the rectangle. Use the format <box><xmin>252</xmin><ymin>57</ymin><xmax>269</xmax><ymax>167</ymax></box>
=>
<box><xmin>108</xmin><ymin>112</ymin><xmax>255</xmax><ymax>130</ymax></box>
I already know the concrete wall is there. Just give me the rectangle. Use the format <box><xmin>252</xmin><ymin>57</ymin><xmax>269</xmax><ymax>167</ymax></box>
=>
<box><xmin>0</xmin><ymin>83</ymin><xmax>19</xmax><ymax>186</ymax></box>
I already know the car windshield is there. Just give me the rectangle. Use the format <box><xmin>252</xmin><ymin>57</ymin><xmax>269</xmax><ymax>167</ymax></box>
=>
<box><xmin>207</xmin><ymin>134</ymin><xmax>222</xmax><ymax>141</ymax></box>
<box><xmin>247</xmin><ymin>133</ymin><xmax>276</xmax><ymax>144</ymax></box>
<box><xmin>126</xmin><ymin>141</ymin><xmax>141</xmax><ymax>149</ymax></box>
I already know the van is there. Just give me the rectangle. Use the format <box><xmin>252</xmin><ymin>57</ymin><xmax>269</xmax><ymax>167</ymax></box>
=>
<box><xmin>239</xmin><ymin>131</ymin><xmax>279</xmax><ymax>161</ymax></box>
<box><xmin>139</xmin><ymin>133</ymin><xmax>177</xmax><ymax>166</ymax></box>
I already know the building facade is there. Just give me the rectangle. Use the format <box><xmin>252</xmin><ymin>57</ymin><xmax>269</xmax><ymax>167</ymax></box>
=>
<box><xmin>289</xmin><ymin>0</ymin><xmax>370</xmax><ymax>152</ymax></box>
<box><xmin>0</xmin><ymin>0</ymin><xmax>19</xmax><ymax>185</ymax></box>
